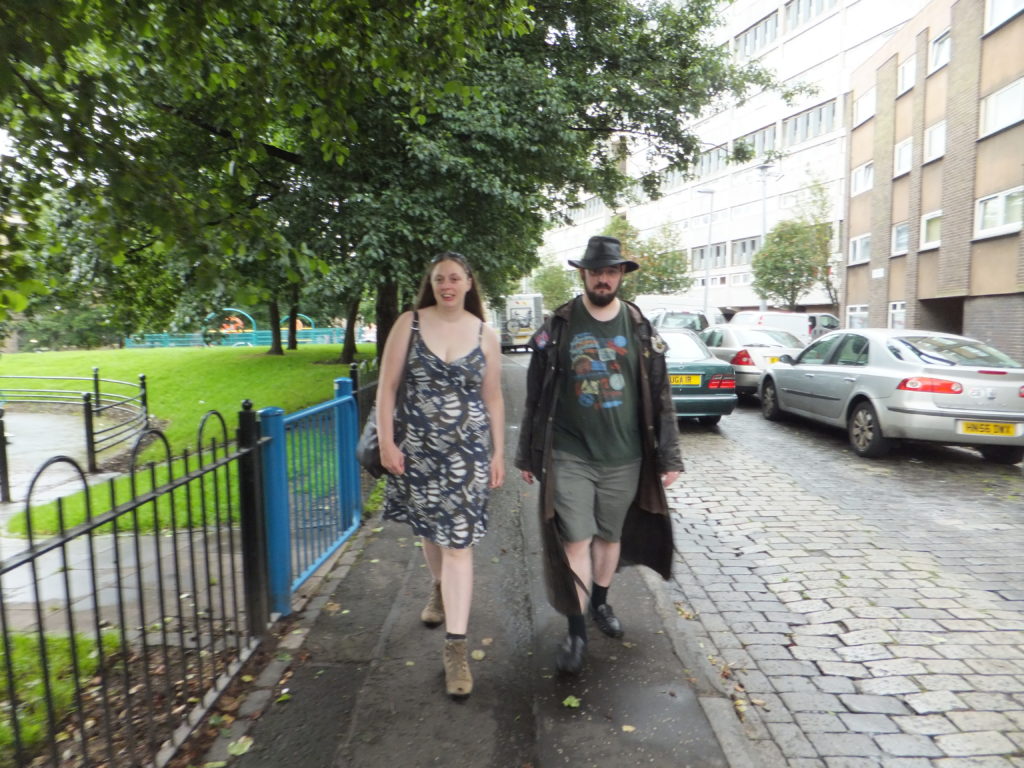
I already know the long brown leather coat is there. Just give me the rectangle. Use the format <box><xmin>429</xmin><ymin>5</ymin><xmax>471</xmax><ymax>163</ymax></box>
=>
<box><xmin>514</xmin><ymin>297</ymin><xmax>685</xmax><ymax>615</ymax></box>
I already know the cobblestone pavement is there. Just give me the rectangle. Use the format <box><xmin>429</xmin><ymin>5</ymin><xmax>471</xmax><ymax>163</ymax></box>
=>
<box><xmin>665</xmin><ymin>401</ymin><xmax>1024</xmax><ymax>768</ymax></box>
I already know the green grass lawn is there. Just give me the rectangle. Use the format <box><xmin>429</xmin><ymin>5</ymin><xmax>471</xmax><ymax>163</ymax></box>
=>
<box><xmin>2</xmin><ymin>344</ymin><xmax>377</xmax><ymax>535</ymax></box>
<box><xmin>0</xmin><ymin>631</ymin><xmax>120</xmax><ymax>767</ymax></box>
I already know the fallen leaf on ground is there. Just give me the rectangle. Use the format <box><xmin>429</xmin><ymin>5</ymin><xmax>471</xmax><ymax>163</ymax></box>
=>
<box><xmin>481</xmin><ymin>637</ymin><xmax>493</xmax><ymax>646</ymax></box>
<box><xmin>621</xmin><ymin>725</ymin><xmax>636</xmax><ymax>733</ymax></box>
<box><xmin>561</xmin><ymin>695</ymin><xmax>581</xmax><ymax>708</ymax></box>
<box><xmin>227</xmin><ymin>735</ymin><xmax>254</xmax><ymax>756</ymax></box>
<box><xmin>471</xmin><ymin>650</ymin><xmax>486</xmax><ymax>661</ymax></box>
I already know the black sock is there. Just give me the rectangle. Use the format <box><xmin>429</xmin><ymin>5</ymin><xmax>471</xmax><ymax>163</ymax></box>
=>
<box><xmin>567</xmin><ymin>613</ymin><xmax>587</xmax><ymax>641</ymax></box>
<box><xmin>446</xmin><ymin>632</ymin><xmax>466</xmax><ymax>641</ymax></box>
<box><xmin>591</xmin><ymin>584</ymin><xmax>609</xmax><ymax>610</ymax></box>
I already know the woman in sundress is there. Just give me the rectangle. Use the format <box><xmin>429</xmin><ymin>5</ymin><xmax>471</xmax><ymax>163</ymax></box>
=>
<box><xmin>376</xmin><ymin>251</ymin><xmax>505</xmax><ymax>699</ymax></box>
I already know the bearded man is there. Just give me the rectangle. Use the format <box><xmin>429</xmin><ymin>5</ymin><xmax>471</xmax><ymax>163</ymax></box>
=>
<box><xmin>515</xmin><ymin>235</ymin><xmax>684</xmax><ymax>674</ymax></box>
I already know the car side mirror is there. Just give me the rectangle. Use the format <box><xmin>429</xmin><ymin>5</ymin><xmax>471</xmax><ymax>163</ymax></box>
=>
<box><xmin>778</xmin><ymin>354</ymin><xmax>795</xmax><ymax>365</ymax></box>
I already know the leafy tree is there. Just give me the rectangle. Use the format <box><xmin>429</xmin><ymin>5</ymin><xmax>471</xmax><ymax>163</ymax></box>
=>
<box><xmin>1</xmin><ymin>0</ymin><xmax>783</xmax><ymax>351</ymax></box>
<box><xmin>600</xmin><ymin>215</ymin><xmax>693</xmax><ymax>302</ymax></box>
<box><xmin>751</xmin><ymin>220</ymin><xmax>829</xmax><ymax>310</ymax></box>
<box><xmin>532</xmin><ymin>263</ymin><xmax>577</xmax><ymax>309</ymax></box>
<box><xmin>751</xmin><ymin>178</ymin><xmax>836</xmax><ymax>311</ymax></box>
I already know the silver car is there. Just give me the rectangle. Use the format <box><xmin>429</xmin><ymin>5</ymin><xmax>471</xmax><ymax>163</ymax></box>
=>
<box><xmin>699</xmin><ymin>324</ymin><xmax>805</xmax><ymax>397</ymax></box>
<box><xmin>759</xmin><ymin>328</ymin><xmax>1024</xmax><ymax>463</ymax></box>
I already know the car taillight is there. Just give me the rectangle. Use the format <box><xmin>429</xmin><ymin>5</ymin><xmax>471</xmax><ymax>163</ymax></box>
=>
<box><xmin>1019</xmin><ymin>386</ymin><xmax>1024</xmax><ymax>398</ymax></box>
<box><xmin>730</xmin><ymin>349</ymin><xmax>754</xmax><ymax>366</ymax></box>
<box><xmin>897</xmin><ymin>377</ymin><xmax>964</xmax><ymax>394</ymax></box>
<box><xmin>708</xmin><ymin>374</ymin><xmax>736</xmax><ymax>389</ymax></box>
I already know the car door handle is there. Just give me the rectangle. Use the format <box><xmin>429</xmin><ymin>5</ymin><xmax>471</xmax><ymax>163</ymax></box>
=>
<box><xmin>803</xmin><ymin>373</ymin><xmax>815</xmax><ymax>378</ymax></box>
<box><xmin>843</xmin><ymin>376</ymin><xmax>856</xmax><ymax>382</ymax></box>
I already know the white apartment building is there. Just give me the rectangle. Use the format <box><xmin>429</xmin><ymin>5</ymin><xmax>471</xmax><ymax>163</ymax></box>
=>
<box><xmin>540</xmin><ymin>0</ymin><xmax>932</xmax><ymax>315</ymax></box>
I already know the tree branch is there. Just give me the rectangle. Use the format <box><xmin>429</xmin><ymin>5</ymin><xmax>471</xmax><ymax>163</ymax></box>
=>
<box><xmin>153</xmin><ymin>102</ymin><xmax>305</xmax><ymax>164</ymax></box>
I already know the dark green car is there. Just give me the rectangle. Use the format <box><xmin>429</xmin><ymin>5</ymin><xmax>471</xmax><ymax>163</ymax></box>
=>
<box><xmin>660</xmin><ymin>329</ymin><xmax>737</xmax><ymax>426</ymax></box>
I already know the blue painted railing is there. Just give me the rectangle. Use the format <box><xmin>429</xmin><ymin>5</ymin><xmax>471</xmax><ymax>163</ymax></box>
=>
<box><xmin>125</xmin><ymin>328</ymin><xmax>347</xmax><ymax>348</ymax></box>
<box><xmin>259</xmin><ymin>377</ymin><xmax>362</xmax><ymax>615</ymax></box>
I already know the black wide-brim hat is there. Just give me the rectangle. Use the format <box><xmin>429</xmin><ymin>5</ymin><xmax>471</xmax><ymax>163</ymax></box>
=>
<box><xmin>568</xmin><ymin>235</ymin><xmax>639</xmax><ymax>273</ymax></box>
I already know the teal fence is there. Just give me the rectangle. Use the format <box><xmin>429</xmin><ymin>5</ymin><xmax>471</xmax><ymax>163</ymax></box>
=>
<box><xmin>125</xmin><ymin>328</ymin><xmax>346</xmax><ymax>348</ymax></box>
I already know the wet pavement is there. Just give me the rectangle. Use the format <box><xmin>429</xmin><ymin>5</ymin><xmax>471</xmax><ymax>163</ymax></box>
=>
<box><xmin>206</xmin><ymin>356</ymin><xmax>741</xmax><ymax>768</ymax></box>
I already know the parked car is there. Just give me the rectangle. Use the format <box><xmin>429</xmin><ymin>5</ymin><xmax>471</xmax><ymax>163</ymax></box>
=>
<box><xmin>758</xmin><ymin>328</ymin><xmax>1024</xmax><ymax>463</ymax></box>
<box><xmin>649</xmin><ymin>306</ymin><xmax>725</xmax><ymax>333</ymax></box>
<box><xmin>699</xmin><ymin>324</ymin><xmax>806</xmax><ymax>397</ymax></box>
<box><xmin>729</xmin><ymin>310</ymin><xmax>840</xmax><ymax>345</ymax></box>
<box><xmin>660</xmin><ymin>329</ymin><xmax>737</xmax><ymax>426</ymax></box>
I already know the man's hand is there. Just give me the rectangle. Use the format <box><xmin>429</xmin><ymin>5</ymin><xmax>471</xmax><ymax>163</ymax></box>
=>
<box><xmin>520</xmin><ymin>470</ymin><xmax>534</xmax><ymax>485</ymax></box>
<box><xmin>662</xmin><ymin>471</ymin><xmax>680</xmax><ymax>488</ymax></box>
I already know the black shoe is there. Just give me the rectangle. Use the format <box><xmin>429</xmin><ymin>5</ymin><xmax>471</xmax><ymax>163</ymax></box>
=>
<box><xmin>555</xmin><ymin>635</ymin><xmax>586</xmax><ymax>675</ymax></box>
<box><xmin>591</xmin><ymin>603</ymin><xmax>624</xmax><ymax>638</ymax></box>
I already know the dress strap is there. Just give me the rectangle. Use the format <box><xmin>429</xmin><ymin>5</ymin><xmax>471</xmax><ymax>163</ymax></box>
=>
<box><xmin>411</xmin><ymin>310</ymin><xmax>420</xmax><ymax>334</ymax></box>
<box><xmin>477</xmin><ymin>320</ymin><xmax>484</xmax><ymax>340</ymax></box>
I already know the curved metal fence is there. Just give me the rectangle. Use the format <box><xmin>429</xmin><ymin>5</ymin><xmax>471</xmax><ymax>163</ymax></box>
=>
<box><xmin>0</xmin><ymin>369</ymin><xmax>149</xmax><ymax>500</ymax></box>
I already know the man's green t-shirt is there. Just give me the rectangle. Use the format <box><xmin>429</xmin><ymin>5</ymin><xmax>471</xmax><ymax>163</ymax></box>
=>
<box><xmin>553</xmin><ymin>300</ymin><xmax>641</xmax><ymax>465</ymax></box>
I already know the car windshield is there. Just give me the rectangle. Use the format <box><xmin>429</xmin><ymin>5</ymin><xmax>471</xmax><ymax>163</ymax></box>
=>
<box><xmin>889</xmin><ymin>335</ymin><xmax>1021</xmax><ymax>368</ymax></box>
<box><xmin>663</xmin><ymin>332</ymin><xmax>709</xmax><ymax>362</ymax></box>
<box><xmin>734</xmin><ymin>328</ymin><xmax>802</xmax><ymax>347</ymax></box>
<box><xmin>658</xmin><ymin>312</ymin><xmax>704</xmax><ymax>331</ymax></box>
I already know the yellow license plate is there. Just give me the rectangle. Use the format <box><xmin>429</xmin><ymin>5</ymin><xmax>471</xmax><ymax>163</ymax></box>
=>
<box><xmin>671</xmin><ymin>374</ymin><xmax>701</xmax><ymax>386</ymax></box>
<box><xmin>957</xmin><ymin>421</ymin><xmax>1016</xmax><ymax>436</ymax></box>
<box><xmin>767</xmin><ymin>356</ymin><xmax>779</xmax><ymax>364</ymax></box>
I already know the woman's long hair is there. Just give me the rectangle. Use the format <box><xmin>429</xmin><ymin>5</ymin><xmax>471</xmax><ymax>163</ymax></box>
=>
<box><xmin>415</xmin><ymin>251</ymin><xmax>485</xmax><ymax>321</ymax></box>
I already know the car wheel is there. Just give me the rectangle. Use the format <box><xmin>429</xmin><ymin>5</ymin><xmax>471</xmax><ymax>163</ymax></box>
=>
<box><xmin>978</xmin><ymin>445</ymin><xmax>1024</xmax><ymax>465</ymax></box>
<box><xmin>697</xmin><ymin>415</ymin><xmax>721</xmax><ymax>426</ymax></box>
<box><xmin>761</xmin><ymin>379</ymin><xmax>783</xmax><ymax>421</ymax></box>
<box><xmin>848</xmin><ymin>401</ymin><xmax>892</xmax><ymax>458</ymax></box>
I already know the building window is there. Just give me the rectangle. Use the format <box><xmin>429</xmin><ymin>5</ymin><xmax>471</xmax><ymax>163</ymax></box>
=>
<box><xmin>891</xmin><ymin>222</ymin><xmax>909</xmax><ymax>255</ymax></box>
<box><xmin>853</xmin><ymin>87</ymin><xmax>876</xmax><ymax>126</ymax></box>
<box><xmin>980</xmin><ymin>77</ymin><xmax>1024</xmax><ymax>137</ymax></box>
<box><xmin>921</xmin><ymin>211</ymin><xmax>942</xmax><ymax>249</ymax></box>
<box><xmin>785</xmin><ymin>0</ymin><xmax>839</xmax><ymax>31</ymax></box>
<box><xmin>850</xmin><ymin>162</ymin><xmax>874</xmax><ymax>196</ymax></box>
<box><xmin>928</xmin><ymin>30</ymin><xmax>951</xmax><ymax>73</ymax></box>
<box><xmin>735</xmin><ymin>12</ymin><xmax>779</xmax><ymax>59</ymax></box>
<box><xmin>893</xmin><ymin>138</ymin><xmax>913</xmax><ymax>177</ymax></box>
<box><xmin>986</xmin><ymin>0</ymin><xmax>1024</xmax><ymax>32</ymax></box>
<box><xmin>924</xmin><ymin>121</ymin><xmax>946</xmax><ymax>162</ymax></box>
<box><xmin>731</xmin><ymin>236</ymin><xmax>761</xmax><ymax>266</ymax></box>
<box><xmin>975</xmin><ymin>186</ymin><xmax>1023</xmax><ymax>238</ymax></box>
<box><xmin>730</xmin><ymin>272</ymin><xmax>753</xmax><ymax>285</ymax></box>
<box><xmin>697</xmin><ymin>145</ymin><xmax>729</xmax><ymax>177</ymax></box>
<box><xmin>888</xmin><ymin>301</ymin><xmax>906</xmax><ymax>329</ymax></box>
<box><xmin>897</xmin><ymin>54</ymin><xmax>916</xmax><ymax>95</ymax></box>
<box><xmin>782</xmin><ymin>100</ymin><xmax>836</xmax><ymax>147</ymax></box>
<box><xmin>847</xmin><ymin>304</ymin><xmax>869</xmax><ymax>329</ymax></box>
<box><xmin>736</xmin><ymin>125</ymin><xmax>776</xmax><ymax>159</ymax></box>
<box><xmin>849</xmin><ymin>234</ymin><xmax>871</xmax><ymax>265</ymax></box>
<box><xmin>692</xmin><ymin>243</ymin><xmax>727</xmax><ymax>269</ymax></box>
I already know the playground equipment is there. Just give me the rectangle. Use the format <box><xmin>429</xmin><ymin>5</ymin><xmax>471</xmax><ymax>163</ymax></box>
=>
<box><xmin>125</xmin><ymin>308</ymin><xmax>344</xmax><ymax>348</ymax></box>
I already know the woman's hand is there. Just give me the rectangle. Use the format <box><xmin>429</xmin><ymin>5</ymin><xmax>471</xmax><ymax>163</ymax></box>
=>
<box><xmin>381</xmin><ymin>441</ymin><xmax>405</xmax><ymax>476</ymax></box>
<box><xmin>490</xmin><ymin>459</ymin><xmax>505</xmax><ymax>489</ymax></box>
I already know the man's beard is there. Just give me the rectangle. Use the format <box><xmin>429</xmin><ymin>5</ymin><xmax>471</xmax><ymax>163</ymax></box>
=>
<box><xmin>585</xmin><ymin>283</ymin><xmax>618</xmax><ymax>307</ymax></box>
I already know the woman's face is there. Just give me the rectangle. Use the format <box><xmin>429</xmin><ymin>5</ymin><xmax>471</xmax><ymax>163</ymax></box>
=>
<box><xmin>431</xmin><ymin>259</ymin><xmax>472</xmax><ymax>309</ymax></box>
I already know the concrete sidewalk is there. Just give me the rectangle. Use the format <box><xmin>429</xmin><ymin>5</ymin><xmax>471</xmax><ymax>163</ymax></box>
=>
<box><xmin>201</xmin><ymin>473</ymin><xmax>751</xmax><ymax>768</ymax></box>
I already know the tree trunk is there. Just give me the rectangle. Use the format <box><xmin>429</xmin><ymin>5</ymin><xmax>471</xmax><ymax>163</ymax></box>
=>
<box><xmin>287</xmin><ymin>283</ymin><xmax>299</xmax><ymax>351</ymax></box>
<box><xmin>375</xmin><ymin>277</ymin><xmax>399</xmax><ymax>361</ymax></box>
<box><xmin>267</xmin><ymin>296</ymin><xmax>285</xmax><ymax>355</ymax></box>
<box><xmin>337</xmin><ymin>290</ymin><xmax>362</xmax><ymax>364</ymax></box>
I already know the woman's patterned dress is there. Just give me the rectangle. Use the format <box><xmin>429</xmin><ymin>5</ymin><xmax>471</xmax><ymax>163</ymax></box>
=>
<box><xmin>382</xmin><ymin>316</ymin><xmax>491</xmax><ymax>548</ymax></box>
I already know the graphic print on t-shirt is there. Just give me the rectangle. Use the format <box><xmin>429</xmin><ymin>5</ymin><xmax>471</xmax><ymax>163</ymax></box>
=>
<box><xmin>569</xmin><ymin>330</ymin><xmax>629</xmax><ymax>409</ymax></box>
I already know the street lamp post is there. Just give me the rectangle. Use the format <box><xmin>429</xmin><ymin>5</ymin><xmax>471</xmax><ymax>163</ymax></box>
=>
<box><xmin>757</xmin><ymin>162</ymin><xmax>775</xmax><ymax>312</ymax></box>
<box><xmin>697</xmin><ymin>189</ymin><xmax>715</xmax><ymax>317</ymax></box>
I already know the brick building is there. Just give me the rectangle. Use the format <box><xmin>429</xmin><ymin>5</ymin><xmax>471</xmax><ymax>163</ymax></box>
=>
<box><xmin>843</xmin><ymin>0</ymin><xmax>1024</xmax><ymax>360</ymax></box>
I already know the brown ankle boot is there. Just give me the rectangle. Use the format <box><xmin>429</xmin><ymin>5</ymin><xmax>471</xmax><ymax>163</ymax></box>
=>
<box><xmin>443</xmin><ymin>638</ymin><xmax>473</xmax><ymax>698</ymax></box>
<box><xmin>421</xmin><ymin>582</ymin><xmax>444</xmax><ymax>627</ymax></box>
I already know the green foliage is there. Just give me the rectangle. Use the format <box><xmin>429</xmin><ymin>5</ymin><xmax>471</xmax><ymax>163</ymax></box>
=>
<box><xmin>751</xmin><ymin>178</ymin><xmax>835</xmax><ymax>310</ymax></box>
<box><xmin>751</xmin><ymin>220</ymin><xmax>829</xmax><ymax>310</ymax></box>
<box><xmin>531</xmin><ymin>263</ymin><xmax>577</xmax><ymax>309</ymax></box>
<box><xmin>601</xmin><ymin>215</ymin><xmax>693</xmax><ymax>301</ymax></box>
<box><xmin>0</xmin><ymin>630</ymin><xmax>120</xmax><ymax>766</ymax></box>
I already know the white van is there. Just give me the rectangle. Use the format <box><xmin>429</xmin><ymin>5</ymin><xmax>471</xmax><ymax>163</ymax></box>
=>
<box><xmin>649</xmin><ymin>307</ymin><xmax>725</xmax><ymax>333</ymax></box>
<box><xmin>728</xmin><ymin>311</ymin><xmax>839</xmax><ymax>345</ymax></box>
